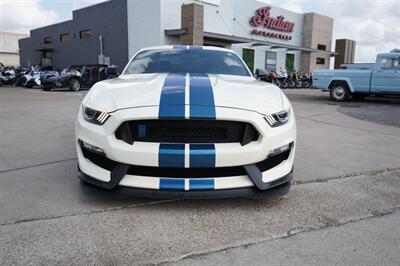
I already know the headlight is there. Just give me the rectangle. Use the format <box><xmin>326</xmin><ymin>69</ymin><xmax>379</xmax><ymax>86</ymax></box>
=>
<box><xmin>83</xmin><ymin>105</ymin><xmax>110</xmax><ymax>125</ymax></box>
<box><xmin>264</xmin><ymin>109</ymin><xmax>290</xmax><ymax>127</ymax></box>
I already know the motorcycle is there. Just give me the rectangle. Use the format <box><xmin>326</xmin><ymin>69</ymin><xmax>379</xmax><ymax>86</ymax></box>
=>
<box><xmin>0</xmin><ymin>67</ymin><xmax>17</xmax><ymax>86</ymax></box>
<box><xmin>14</xmin><ymin>67</ymin><xmax>31</xmax><ymax>86</ymax></box>
<box><xmin>21</xmin><ymin>66</ymin><xmax>41</xmax><ymax>88</ymax></box>
<box><xmin>276</xmin><ymin>68</ymin><xmax>288</xmax><ymax>88</ymax></box>
<box><xmin>254</xmin><ymin>69</ymin><xmax>277</xmax><ymax>85</ymax></box>
<box><xmin>301</xmin><ymin>73</ymin><xmax>312</xmax><ymax>88</ymax></box>
<box><xmin>105</xmin><ymin>65</ymin><xmax>119</xmax><ymax>79</ymax></box>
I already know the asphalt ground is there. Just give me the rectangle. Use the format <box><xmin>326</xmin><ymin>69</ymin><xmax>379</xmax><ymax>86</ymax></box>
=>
<box><xmin>0</xmin><ymin>86</ymin><xmax>399</xmax><ymax>265</ymax></box>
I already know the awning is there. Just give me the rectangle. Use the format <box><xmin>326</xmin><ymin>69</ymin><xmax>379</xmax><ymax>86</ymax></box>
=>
<box><xmin>35</xmin><ymin>47</ymin><xmax>54</xmax><ymax>52</ymax></box>
<box><xmin>204</xmin><ymin>32</ymin><xmax>336</xmax><ymax>56</ymax></box>
<box><xmin>164</xmin><ymin>29</ymin><xmax>336</xmax><ymax>56</ymax></box>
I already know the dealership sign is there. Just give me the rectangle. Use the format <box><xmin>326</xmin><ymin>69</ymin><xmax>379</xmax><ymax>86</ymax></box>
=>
<box><xmin>250</xmin><ymin>7</ymin><xmax>295</xmax><ymax>41</ymax></box>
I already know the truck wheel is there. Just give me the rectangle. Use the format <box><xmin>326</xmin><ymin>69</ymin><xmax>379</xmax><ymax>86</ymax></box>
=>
<box><xmin>330</xmin><ymin>84</ymin><xmax>350</xmax><ymax>101</ymax></box>
<box><xmin>69</xmin><ymin>79</ymin><xmax>81</xmax><ymax>91</ymax></box>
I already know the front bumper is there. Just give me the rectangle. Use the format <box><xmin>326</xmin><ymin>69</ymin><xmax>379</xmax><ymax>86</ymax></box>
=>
<box><xmin>76</xmin><ymin>105</ymin><xmax>296</xmax><ymax>197</ymax></box>
<box><xmin>78</xmin><ymin>166</ymin><xmax>293</xmax><ymax>199</ymax></box>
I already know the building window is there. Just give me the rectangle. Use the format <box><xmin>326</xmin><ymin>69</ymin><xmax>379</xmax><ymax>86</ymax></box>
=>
<box><xmin>43</xmin><ymin>36</ymin><xmax>52</xmax><ymax>44</ymax></box>
<box><xmin>316</xmin><ymin>58</ymin><xmax>325</xmax><ymax>65</ymax></box>
<box><xmin>265</xmin><ymin>51</ymin><xmax>277</xmax><ymax>71</ymax></box>
<box><xmin>60</xmin><ymin>33</ymin><xmax>71</xmax><ymax>43</ymax></box>
<box><xmin>80</xmin><ymin>30</ymin><xmax>91</xmax><ymax>39</ymax></box>
<box><xmin>317</xmin><ymin>44</ymin><xmax>326</xmax><ymax>51</ymax></box>
<box><xmin>242</xmin><ymin>48</ymin><xmax>255</xmax><ymax>73</ymax></box>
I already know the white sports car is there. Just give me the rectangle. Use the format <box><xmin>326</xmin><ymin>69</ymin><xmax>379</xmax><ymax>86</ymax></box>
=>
<box><xmin>76</xmin><ymin>45</ymin><xmax>296</xmax><ymax>198</ymax></box>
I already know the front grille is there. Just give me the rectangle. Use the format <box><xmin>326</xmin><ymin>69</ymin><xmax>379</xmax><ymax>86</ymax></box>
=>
<box><xmin>115</xmin><ymin>120</ymin><xmax>259</xmax><ymax>145</ymax></box>
<box><xmin>81</xmin><ymin>147</ymin><xmax>290</xmax><ymax>178</ymax></box>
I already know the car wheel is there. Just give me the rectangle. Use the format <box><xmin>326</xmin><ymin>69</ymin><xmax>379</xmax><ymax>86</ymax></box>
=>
<box><xmin>303</xmin><ymin>80</ymin><xmax>310</xmax><ymax>88</ymax></box>
<box><xmin>69</xmin><ymin>79</ymin><xmax>81</xmax><ymax>91</ymax></box>
<box><xmin>330</xmin><ymin>84</ymin><xmax>350</xmax><ymax>101</ymax></box>
<box><xmin>43</xmin><ymin>86</ymin><xmax>51</xmax><ymax>91</ymax></box>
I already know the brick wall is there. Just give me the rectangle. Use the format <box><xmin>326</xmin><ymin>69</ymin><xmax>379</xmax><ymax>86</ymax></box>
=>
<box><xmin>301</xmin><ymin>13</ymin><xmax>333</xmax><ymax>73</ymax></box>
<box><xmin>181</xmin><ymin>4</ymin><xmax>204</xmax><ymax>45</ymax></box>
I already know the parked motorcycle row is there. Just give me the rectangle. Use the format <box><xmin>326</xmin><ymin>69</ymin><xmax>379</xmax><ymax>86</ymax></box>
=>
<box><xmin>0</xmin><ymin>63</ymin><xmax>119</xmax><ymax>91</ymax></box>
<box><xmin>255</xmin><ymin>68</ymin><xmax>313</xmax><ymax>89</ymax></box>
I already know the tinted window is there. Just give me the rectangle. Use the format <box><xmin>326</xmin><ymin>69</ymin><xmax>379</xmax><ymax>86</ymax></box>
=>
<box><xmin>60</xmin><ymin>33</ymin><xmax>70</xmax><ymax>43</ymax></box>
<box><xmin>80</xmin><ymin>30</ymin><xmax>91</xmax><ymax>39</ymax></box>
<box><xmin>124</xmin><ymin>49</ymin><xmax>250</xmax><ymax>76</ymax></box>
<box><xmin>316</xmin><ymin>57</ymin><xmax>325</xmax><ymax>65</ymax></box>
<box><xmin>43</xmin><ymin>36</ymin><xmax>52</xmax><ymax>44</ymax></box>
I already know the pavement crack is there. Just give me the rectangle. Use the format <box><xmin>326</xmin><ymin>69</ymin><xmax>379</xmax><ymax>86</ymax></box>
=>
<box><xmin>0</xmin><ymin>167</ymin><xmax>399</xmax><ymax>227</ymax></box>
<box><xmin>294</xmin><ymin>167</ymin><xmax>400</xmax><ymax>185</ymax></box>
<box><xmin>0</xmin><ymin>158</ymin><xmax>77</xmax><ymax>174</ymax></box>
<box><xmin>157</xmin><ymin>206</ymin><xmax>400</xmax><ymax>265</ymax></box>
<box><xmin>0</xmin><ymin>199</ymin><xmax>175</xmax><ymax>227</ymax></box>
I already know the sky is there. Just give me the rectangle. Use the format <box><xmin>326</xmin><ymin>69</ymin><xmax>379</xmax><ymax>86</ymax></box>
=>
<box><xmin>0</xmin><ymin>0</ymin><xmax>399</xmax><ymax>63</ymax></box>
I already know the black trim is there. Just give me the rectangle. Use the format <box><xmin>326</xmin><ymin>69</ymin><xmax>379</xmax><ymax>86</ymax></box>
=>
<box><xmin>115</xmin><ymin>120</ymin><xmax>259</xmax><ymax>145</ymax></box>
<box><xmin>80</xmin><ymin>146</ymin><xmax>291</xmax><ymax>179</ymax></box>
<box><xmin>77</xmin><ymin>167</ymin><xmax>293</xmax><ymax>199</ymax></box>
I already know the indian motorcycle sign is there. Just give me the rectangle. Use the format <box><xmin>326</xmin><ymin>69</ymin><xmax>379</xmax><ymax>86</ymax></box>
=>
<box><xmin>250</xmin><ymin>7</ymin><xmax>295</xmax><ymax>41</ymax></box>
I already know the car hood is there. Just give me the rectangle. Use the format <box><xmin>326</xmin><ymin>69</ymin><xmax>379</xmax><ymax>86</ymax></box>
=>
<box><xmin>84</xmin><ymin>73</ymin><xmax>284</xmax><ymax>116</ymax></box>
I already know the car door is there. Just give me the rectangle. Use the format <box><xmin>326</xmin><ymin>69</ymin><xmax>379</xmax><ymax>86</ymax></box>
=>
<box><xmin>371</xmin><ymin>55</ymin><xmax>400</xmax><ymax>93</ymax></box>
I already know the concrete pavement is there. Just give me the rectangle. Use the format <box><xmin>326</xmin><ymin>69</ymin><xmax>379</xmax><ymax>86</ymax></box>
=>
<box><xmin>0</xmin><ymin>86</ymin><xmax>399</xmax><ymax>265</ymax></box>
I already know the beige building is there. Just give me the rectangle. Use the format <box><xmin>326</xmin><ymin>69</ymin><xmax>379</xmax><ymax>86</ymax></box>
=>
<box><xmin>0</xmin><ymin>32</ymin><xmax>29</xmax><ymax>67</ymax></box>
<box><xmin>301</xmin><ymin>13</ymin><xmax>334</xmax><ymax>73</ymax></box>
<box><xmin>164</xmin><ymin>1</ymin><xmax>335</xmax><ymax>73</ymax></box>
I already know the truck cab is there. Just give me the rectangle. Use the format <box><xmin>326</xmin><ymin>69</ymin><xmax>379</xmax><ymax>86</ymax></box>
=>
<box><xmin>313</xmin><ymin>52</ymin><xmax>400</xmax><ymax>101</ymax></box>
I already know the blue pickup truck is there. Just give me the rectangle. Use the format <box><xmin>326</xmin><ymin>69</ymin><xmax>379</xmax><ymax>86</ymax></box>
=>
<box><xmin>313</xmin><ymin>52</ymin><xmax>400</xmax><ymax>101</ymax></box>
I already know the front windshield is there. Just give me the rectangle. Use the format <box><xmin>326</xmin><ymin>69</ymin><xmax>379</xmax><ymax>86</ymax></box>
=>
<box><xmin>62</xmin><ymin>66</ymin><xmax>81</xmax><ymax>75</ymax></box>
<box><xmin>124</xmin><ymin>48</ymin><xmax>251</xmax><ymax>77</ymax></box>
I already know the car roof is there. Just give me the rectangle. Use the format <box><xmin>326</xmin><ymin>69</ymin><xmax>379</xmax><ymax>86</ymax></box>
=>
<box><xmin>137</xmin><ymin>45</ymin><xmax>233</xmax><ymax>53</ymax></box>
<box><xmin>377</xmin><ymin>52</ymin><xmax>400</xmax><ymax>58</ymax></box>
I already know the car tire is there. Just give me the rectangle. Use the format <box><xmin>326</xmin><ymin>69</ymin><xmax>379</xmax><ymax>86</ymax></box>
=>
<box><xmin>69</xmin><ymin>78</ymin><xmax>81</xmax><ymax>91</ymax></box>
<box><xmin>43</xmin><ymin>87</ymin><xmax>51</xmax><ymax>91</ymax></box>
<box><xmin>330</xmin><ymin>83</ymin><xmax>350</xmax><ymax>101</ymax></box>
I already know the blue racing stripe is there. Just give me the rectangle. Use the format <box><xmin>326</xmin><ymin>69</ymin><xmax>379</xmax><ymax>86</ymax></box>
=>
<box><xmin>160</xmin><ymin>178</ymin><xmax>185</xmax><ymax>190</ymax></box>
<box><xmin>189</xmin><ymin>73</ymin><xmax>216</xmax><ymax>119</ymax></box>
<box><xmin>189</xmin><ymin>179</ymin><xmax>215</xmax><ymax>190</ymax></box>
<box><xmin>189</xmin><ymin>144</ymin><xmax>216</xmax><ymax>168</ymax></box>
<box><xmin>158</xmin><ymin>73</ymin><xmax>186</xmax><ymax>119</ymax></box>
<box><xmin>189</xmin><ymin>45</ymin><xmax>203</xmax><ymax>50</ymax></box>
<box><xmin>159</xmin><ymin>144</ymin><xmax>185</xmax><ymax>167</ymax></box>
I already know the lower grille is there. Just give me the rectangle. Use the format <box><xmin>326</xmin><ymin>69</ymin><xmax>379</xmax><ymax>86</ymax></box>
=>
<box><xmin>115</xmin><ymin>120</ymin><xmax>259</xmax><ymax>145</ymax></box>
<box><xmin>81</xmin><ymin>147</ymin><xmax>290</xmax><ymax>178</ymax></box>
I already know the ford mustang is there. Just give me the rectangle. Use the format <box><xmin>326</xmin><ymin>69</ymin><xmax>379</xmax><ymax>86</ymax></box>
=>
<box><xmin>76</xmin><ymin>45</ymin><xmax>296</xmax><ymax>198</ymax></box>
